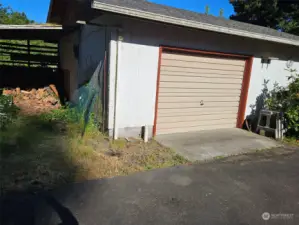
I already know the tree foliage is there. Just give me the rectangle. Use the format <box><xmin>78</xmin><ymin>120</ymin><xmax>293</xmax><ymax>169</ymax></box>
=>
<box><xmin>266</xmin><ymin>70</ymin><xmax>299</xmax><ymax>138</ymax></box>
<box><xmin>219</xmin><ymin>8</ymin><xmax>224</xmax><ymax>17</ymax></box>
<box><xmin>0</xmin><ymin>3</ymin><xmax>33</xmax><ymax>25</ymax></box>
<box><xmin>0</xmin><ymin>95</ymin><xmax>19</xmax><ymax>130</ymax></box>
<box><xmin>0</xmin><ymin>5</ymin><xmax>57</xmax><ymax>68</ymax></box>
<box><xmin>229</xmin><ymin>0</ymin><xmax>299</xmax><ymax>35</ymax></box>
<box><xmin>205</xmin><ymin>5</ymin><xmax>210</xmax><ymax>15</ymax></box>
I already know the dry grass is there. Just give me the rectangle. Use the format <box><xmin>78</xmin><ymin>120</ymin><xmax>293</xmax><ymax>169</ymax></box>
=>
<box><xmin>0</xmin><ymin>113</ymin><xmax>188</xmax><ymax>194</ymax></box>
<box><xmin>283</xmin><ymin>137</ymin><xmax>299</xmax><ymax>147</ymax></box>
<box><xmin>73</xmin><ymin>138</ymin><xmax>188</xmax><ymax>179</ymax></box>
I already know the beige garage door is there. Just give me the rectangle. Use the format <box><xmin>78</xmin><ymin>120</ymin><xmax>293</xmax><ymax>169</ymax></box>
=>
<box><xmin>156</xmin><ymin>51</ymin><xmax>246</xmax><ymax>135</ymax></box>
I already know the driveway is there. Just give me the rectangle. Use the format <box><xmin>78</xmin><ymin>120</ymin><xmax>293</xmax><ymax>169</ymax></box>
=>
<box><xmin>1</xmin><ymin>146</ymin><xmax>299</xmax><ymax>225</ymax></box>
<box><xmin>156</xmin><ymin>128</ymin><xmax>280</xmax><ymax>161</ymax></box>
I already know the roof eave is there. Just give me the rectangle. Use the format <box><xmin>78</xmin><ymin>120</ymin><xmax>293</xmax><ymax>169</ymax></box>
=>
<box><xmin>47</xmin><ymin>0</ymin><xmax>54</xmax><ymax>23</ymax></box>
<box><xmin>0</xmin><ymin>25</ymin><xmax>63</xmax><ymax>30</ymax></box>
<box><xmin>92</xmin><ymin>1</ymin><xmax>299</xmax><ymax>47</ymax></box>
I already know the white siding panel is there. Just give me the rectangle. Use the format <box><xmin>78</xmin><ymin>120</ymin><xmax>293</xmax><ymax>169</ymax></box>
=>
<box><xmin>114</xmin><ymin>40</ymin><xmax>159</xmax><ymax>129</ymax></box>
<box><xmin>160</xmin><ymin>82</ymin><xmax>242</xmax><ymax>89</ymax></box>
<box><xmin>159</xmin><ymin>102</ymin><xmax>240</xmax><ymax>109</ymax></box>
<box><xmin>162</xmin><ymin>53</ymin><xmax>246</xmax><ymax>66</ymax></box>
<box><xmin>159</xmin><ymin>88</ymin><xmax>241</xmax><ymax>94</ymax></box>
<box><xmin>157</xmin><ymin>114</ymin><xmax>237</xmax><ymax>123</ymax></box>
<box><xmin>156</xmin><ymin>51</ymin><xmax>246</xmax><ymax>134</ymax></box>
<box><xmin>157</xmin><ymin>123</ymin><xmax>236</xmax><ymax>135</ymax></box>
<box><xmin>161</xmin><ymin>60</ymin><xmax>245</xmax><ymax>71</ymax></box>
<box><xmin>59</xmin><ymin>31</ymin><xmax>79</xmax><ymax>101</ymax></box>
<box><xmin>158</xmin><ymin>96</ymin><xmax>241</xmax><ymax>103</ymax></box>
<box><xmin>157</xmin><ymin>119</ymin><xmax>236</xmax><ymax>130</ymax></box>
<box><xmin>160</xmin><ymin>71</ymin><xmax>244</xmax><ymax>78</ymax></box>
<box><xmin>78</xmin><ymin>25</ymin><xmax>106</xmax><ymax>86</ymax></box>
<box><xmin>158</xmin><ymin>107</ymin><xmax>239</xmax><ymax>115</ymax></box>
<box><xmin>161</xmin><ymin>67</ymin><xmax>244</xmax><ymax>76</ymax></box>
<box><xmin>159</xmin><ymin>92</ymin><xmax>241</xmax><ymax>97</ymax></box>
<box><xmin>160</xmin><ymin>75</ymin><xmax>243</xmax><ymax>84</ymax></box>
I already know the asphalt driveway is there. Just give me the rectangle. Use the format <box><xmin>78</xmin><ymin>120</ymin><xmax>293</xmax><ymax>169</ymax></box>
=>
<box><xmin>1</xmin><ymin>146</ymin><xmax>299</xmax><ymax>225</ymax></box>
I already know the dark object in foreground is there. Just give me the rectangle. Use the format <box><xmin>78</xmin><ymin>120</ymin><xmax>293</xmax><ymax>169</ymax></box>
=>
<box><xmin>0</xmin><ymin>193</ymin><xmax>79</xmax><ymax>225</ymax></box>
<box><xmin>43</xmin><ymin>194</ymin><xmax>79</xmax><ymax>225</ymax></box>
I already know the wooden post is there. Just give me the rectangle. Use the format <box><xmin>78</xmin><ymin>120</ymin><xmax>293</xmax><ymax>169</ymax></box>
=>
<box><xmin>27</xmin><ymin>40</ymin><xmax>31</xmax><ymax>68</ymax></box>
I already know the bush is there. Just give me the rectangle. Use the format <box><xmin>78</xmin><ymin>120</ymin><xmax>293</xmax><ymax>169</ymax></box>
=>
<box><xmin>37</xmin><ymin>106</ymin><xmax>99</xmax><ymax>137</ymax></box>
<box><xmin>0</xmin><ymin>94</ymin><xmax>19</xmax><ymax>129</ymax></box>
<box><xmin>266</xmin><ymin>69</ymin><xmax>299</xmax><ymax>138</ymax></box>
<box><xmin>38</xmin><ymin>107</ymin><xmax>79</xmax><ymax>123</ymax></box>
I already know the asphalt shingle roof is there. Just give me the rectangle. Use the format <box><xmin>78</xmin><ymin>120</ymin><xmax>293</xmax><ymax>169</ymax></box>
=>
<box><xmin>93</xmin><ymin>0</ymin><xmax>299</xmax><ymax>43</ymax></box>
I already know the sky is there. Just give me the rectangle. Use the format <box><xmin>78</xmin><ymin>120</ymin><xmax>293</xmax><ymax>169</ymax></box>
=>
<box><xmin>1</xmin><ymin>0</ymin><xmax>234</xmax><ymax>23</ymax></box>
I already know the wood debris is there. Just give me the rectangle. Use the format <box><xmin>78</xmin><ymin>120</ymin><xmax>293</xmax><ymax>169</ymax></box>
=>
<box><xmin>2</xmin><ymin>86</ymin><xmax>61</xmax><ymax>115</ymax></box>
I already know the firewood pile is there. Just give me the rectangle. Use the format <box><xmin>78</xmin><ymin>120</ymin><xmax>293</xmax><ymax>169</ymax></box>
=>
<box><xmin>2</xmin><ymin>85</ymin><xmax>61</xmax><ymax>115</ymax></box>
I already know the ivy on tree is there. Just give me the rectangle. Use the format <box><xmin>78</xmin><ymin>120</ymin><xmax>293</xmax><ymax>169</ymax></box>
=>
<box><xmin>229</xmin><ymin>0</ymin><xmax>299</xmax><ymax>35</ymax></box>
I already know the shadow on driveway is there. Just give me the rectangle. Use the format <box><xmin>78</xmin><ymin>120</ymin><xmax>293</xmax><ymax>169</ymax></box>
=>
<box><xmin>1</xmin><ymin>145</ymin><xmax>299</xmax><ymax>225</ymax></box>
<box><xmin>1</xmin><ymin>193</ymin><xmax>79</xmax><ymax>225</ymax></box>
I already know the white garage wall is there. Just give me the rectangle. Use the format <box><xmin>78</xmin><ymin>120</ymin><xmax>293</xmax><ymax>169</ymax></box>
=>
<box><xmin>112</xmin><ymin>40</ymin><xmax>159</xmax><ymax>131</ymax></box>
<box><xmin>60</xmin><ymin>25</ymin><xmax>108</xmax><ymax>103</ymax></box>
<box><xmin>106</xmin><ymin>16</ymin><xmax>299</xmax><ymax>137</ymax></box>
<box><xmin>78</xmin><ymin>25</ymin><xmax>107</xmax><ymax>86</ymax></box>
<box><xmin>59</xmin><ymin>31</ymin><xmax>80</xmax><ymax>101</ymax></box>
<box><xmin>247</xmin><ymin>58</ymin><xmax>299</xmax><ymax>116</ymax></box>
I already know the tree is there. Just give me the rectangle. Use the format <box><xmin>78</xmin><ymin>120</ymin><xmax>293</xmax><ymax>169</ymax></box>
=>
<box><xmin>0</xmin><ymin>4</ymin><xmax>56</xmax><ymax>68</ymax></box>
<box><xmin>266</xmin><ymin>70</ymin><xmax>299</xmax><ymax>138</ymax></box>
<box><xmin>205</xmin><ymin>5</ymin><xmax>210</xmax><ymax>15</ymax></box>
<box><xmin>229</xmin><ymin>0</ymin><xmax>299</xmax><ymax>35</ymax></box>
<box><xmin>219</xmin><ymin>8</ymin><xmax>224</xmax><ymax>17</ymax></box>
<box><xmin>0</xmin><ymin>4</ymin><xmax>33</xmax><ymax>24</ymax></box>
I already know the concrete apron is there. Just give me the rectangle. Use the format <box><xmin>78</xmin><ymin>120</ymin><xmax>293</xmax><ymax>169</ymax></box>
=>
<box><xmin>156</xmin><ymin>128</ymin><xmax>281</xmax><ymax>162</ymax></box>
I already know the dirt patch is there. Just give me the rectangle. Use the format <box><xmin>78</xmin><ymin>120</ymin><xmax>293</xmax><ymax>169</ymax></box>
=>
<box><xmin>3</xmin><ymin>86</ymin><xmax>61</xmax><ymax>115</ymax></box>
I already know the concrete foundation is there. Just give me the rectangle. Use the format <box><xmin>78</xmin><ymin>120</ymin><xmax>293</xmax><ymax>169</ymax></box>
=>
<box><xmin>109</xmin><ymin>126</ymin><xmax>154</xmax><ymax>138</ymax></box>
<box><xmin>156</xmin><ymin>128</ymin><xmax>281</xmax><ymax>162</ymax></box>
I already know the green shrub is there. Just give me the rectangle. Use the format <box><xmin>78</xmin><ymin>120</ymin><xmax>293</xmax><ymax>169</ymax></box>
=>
<box><xmin>266</xmin><ymin>69</ymin><xmax>299</xmax><ymax>138</ymax></box>
<box><xmin>0</xmin><ymin>95</ymin><xmax>19</xmax><ymax>129</ymax></box>
<box><xmin>37</xmin><ymin>106</ymin><xmax>99</xmax><ymax>136</ymax></box>
<box><xmin>38</xmin><ymin>107</ymin><xmax>79</xmax><ymax>123</ymax></box>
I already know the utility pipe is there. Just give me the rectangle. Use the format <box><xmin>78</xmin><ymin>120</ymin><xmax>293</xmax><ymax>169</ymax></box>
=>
<box><xmin>113</xmin><ymin>30</ymin><xmax>122</xmax><ymax>140</ymax></box>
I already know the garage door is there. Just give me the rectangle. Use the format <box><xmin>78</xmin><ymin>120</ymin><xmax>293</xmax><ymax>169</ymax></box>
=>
<box><xmin>155</xmin><ymin>51</ymin><xmax>246</xmax><ymax>135</ymax></box>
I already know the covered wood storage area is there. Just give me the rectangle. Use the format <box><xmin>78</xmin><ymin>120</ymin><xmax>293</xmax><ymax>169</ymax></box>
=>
<box><xmin>0</xmin><ymin>25</ymin><xmax>68</xmax><ymax>104</ymax></box>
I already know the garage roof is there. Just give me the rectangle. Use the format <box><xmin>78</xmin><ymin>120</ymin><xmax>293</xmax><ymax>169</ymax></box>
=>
<box><xmin>0</xmin><ymin>24</ymin><xmax>63</xmax><ymax>41</ymax></box>
<box><xmin>92</xmin><ymin>0</ymin><xmax>299</xmax><ymax>46</ymax></box>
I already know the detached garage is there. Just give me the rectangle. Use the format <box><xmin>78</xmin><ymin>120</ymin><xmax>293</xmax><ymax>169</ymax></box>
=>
<box><xmin>48</xmin><ymin>0</ymin><xmax>299</xmax><ymax>139</ymax></box>
<box><xmin>154</xmin><ymin>48</ymin><xmax>252</xmax><ymax>135</ymax></box>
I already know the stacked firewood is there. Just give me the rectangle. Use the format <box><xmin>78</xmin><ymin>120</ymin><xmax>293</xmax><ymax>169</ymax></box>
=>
<box><xmin>2</xmin><ymin>85</ymin><xmax>61</xmax><ymax>115</ymax></box>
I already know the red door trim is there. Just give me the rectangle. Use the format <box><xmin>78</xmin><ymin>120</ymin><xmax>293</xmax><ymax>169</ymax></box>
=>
<box><xmin>236</xmin><ymin>56</ymin><xmax>254</xmax><ymax>128</ymax></box>
<box><xmin>162</xmin><ymin>46</ymin><xmax>251</xmax><ymax>59</ymax></box>
<box><xmin>153</xmin><ymin>46</ymin><xmax>163</xmax><ymax>136</ymax></box>
<box><xmin>153</xmin><ymin>46</ymin><xmax>253</xmax><ymax>136</ymax></box>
